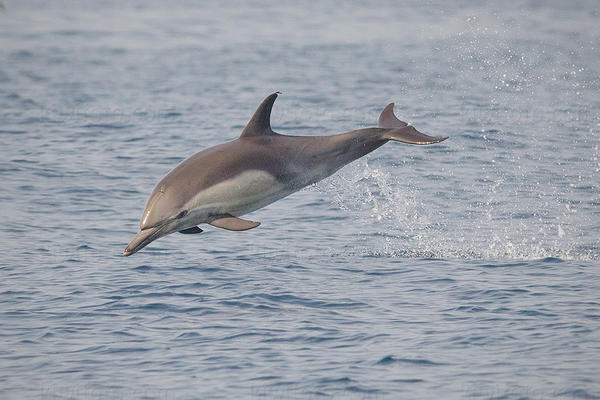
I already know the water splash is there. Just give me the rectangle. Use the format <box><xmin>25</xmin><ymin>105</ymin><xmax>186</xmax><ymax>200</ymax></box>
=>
<box><xmin>316</xmin><ymin>159</ymin><xmax>598</xmax><ymax>261</ymax></box>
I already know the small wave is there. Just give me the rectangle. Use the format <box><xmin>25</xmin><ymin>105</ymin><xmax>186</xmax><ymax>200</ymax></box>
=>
<box><xmin>161</xmin><ymin>112</ymin><xmax>182</xmax><ymax>118</ymax></box>
<box><xmin>175</xmin><ymin>332</ymin><xmax>202</xmax><ymax>339</ymax></box>
<box><xmin>318</xmin><ymin>377</ymin><xmax>354</xmax><ymax>384</ymax></box>
<box><xmin>231</xmin><ymin>293</ymin><xmax>366</xmax><ymax>309</ymax></box>
<box><xmin>556</xmin><ymin>389</ymin><xmax>600</xmax><ymax>399</ymax></box>
<box><xmin>376</xmin><ymin>356</ymin><xmax>444</xmax><ymax>366</ymax></box>
<box><xmin>82</xmin><ymin>123</ymin><xmax>133</xmax><ymax>130</ymax></box>
<box><xmin>98</xmin><ymin>347</ymin><xmax>152</xmax><ymax>355</ymax></box>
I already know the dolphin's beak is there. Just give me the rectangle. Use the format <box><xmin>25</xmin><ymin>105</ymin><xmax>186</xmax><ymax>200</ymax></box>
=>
<box><xmin>123</xmin><ymin>225</ymin><xmax>165</xmax><ymax>256</ymax></box>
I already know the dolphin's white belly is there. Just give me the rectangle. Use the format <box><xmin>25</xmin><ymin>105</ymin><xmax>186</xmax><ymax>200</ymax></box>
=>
<box><xmin>187</xmin><ymin>169</ymin><xmax>292</xmax><ymax>217</ymax></box>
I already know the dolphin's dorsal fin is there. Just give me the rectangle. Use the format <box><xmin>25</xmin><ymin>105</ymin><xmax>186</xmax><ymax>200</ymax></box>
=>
<box><xmin>240</xmin><ymin>92</ymin><xmax>280</xmax><ymax>137</ymax></box>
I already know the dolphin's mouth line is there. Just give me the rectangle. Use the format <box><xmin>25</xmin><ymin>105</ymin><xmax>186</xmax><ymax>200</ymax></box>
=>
<box><xmin>123</xmin><ymin>224</ymin><xmax>169</xmax><ymax>256</ymax></box>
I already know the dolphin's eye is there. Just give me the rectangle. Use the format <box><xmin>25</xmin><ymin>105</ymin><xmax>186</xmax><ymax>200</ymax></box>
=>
<box><xmin>176</xmin><ymin>210</ymin><xmax>188</xmax><ymax>219</ymax></box>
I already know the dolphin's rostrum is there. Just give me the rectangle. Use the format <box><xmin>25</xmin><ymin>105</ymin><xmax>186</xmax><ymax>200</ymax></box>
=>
<box><xmin>123</xmin><ymin>93</ymin><xmax>447</xmax><ymax>256</ymax></box>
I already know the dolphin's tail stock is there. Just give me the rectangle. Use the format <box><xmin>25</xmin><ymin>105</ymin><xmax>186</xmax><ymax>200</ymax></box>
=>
<box><xmin>378</xmin><ymin>103</ymin><xmax>448</xmax><ymax>145</ymax></box>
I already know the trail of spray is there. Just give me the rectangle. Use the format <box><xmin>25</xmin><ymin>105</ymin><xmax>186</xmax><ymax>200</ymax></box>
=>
<box><xmin>316</xmin><ymin>159</ymin><xmax>598</xmax><ymax>262</ymax></box>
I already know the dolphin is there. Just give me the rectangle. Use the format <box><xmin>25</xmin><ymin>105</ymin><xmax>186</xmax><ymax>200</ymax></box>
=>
<box><xmin>123</xmin><ymin>92</ymin><xmax>447</xmax><ymax>256</ymax></box>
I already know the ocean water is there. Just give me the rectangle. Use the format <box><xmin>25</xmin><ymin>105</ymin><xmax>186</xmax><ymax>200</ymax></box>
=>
<box><xmin>1</xmin><ymin>0</ymin><xmax>599</xmax><ymax>399</ymax></box>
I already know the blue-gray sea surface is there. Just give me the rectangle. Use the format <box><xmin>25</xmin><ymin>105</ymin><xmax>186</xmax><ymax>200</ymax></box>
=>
<box><xmin>1</xmin><ymin>1</ymin><xmax>599</xmax><ymax>399</ymax></box>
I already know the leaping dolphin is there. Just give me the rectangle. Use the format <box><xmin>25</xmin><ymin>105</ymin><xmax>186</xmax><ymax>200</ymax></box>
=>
<box><xmin>123</xmin><ymin>93</ymin><xmax>447</xmax><ymax>256</ymax></box>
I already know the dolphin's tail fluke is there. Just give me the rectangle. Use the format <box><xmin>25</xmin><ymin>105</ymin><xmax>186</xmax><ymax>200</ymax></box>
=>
<box><xmin>378</xmin><ymin>103</ymin><xmax>408</xmax><ymax>129</ymax></box>
<box><xmin>384</xmin><ymin>125</ymin><xmax>448</xmax><ymax>145</ymax></box>
<box><xmin>378</xmin><ymin>103</ymin><xmax>448</xmax><ymax>145</ymax></box>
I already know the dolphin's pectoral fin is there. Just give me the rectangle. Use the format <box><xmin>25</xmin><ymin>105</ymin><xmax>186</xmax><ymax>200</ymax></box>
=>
<box><xmin>179</xmin><ymin>226</ymin><xmax>204</xmax><ymax>234</ymax></box>
<box><xmin>209</xmin><ymin>214</ymin><xmax>261</xmax><ymax>231</ymax></box>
